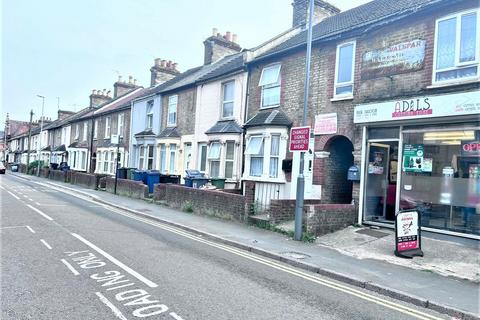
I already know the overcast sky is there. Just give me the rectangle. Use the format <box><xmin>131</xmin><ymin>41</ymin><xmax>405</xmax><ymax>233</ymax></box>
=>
<box><xmin>2</xmin><ymin>0</ymin><xmax>371</xmax><ymax>125</ymax></box>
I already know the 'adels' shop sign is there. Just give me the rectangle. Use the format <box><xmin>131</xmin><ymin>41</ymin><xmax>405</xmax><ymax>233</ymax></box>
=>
<box><xmin>354</xmin><ymin>90</ymin><xmax>480</xmax><ymax>124</ymax></box>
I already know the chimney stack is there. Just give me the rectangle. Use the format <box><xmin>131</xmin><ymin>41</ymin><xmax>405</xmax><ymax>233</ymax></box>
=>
<box><xmin>89</xmin><ymin>88</ymin><xmax>112</xmax><ymax>108</ymax></box>
<box><xmin>113</xmin><ymin>75</ymin><xmax>139</xmax><ymax>98</ymax></box>
<box><xmin>150</xmin><ymin>57</ymin><xmax>180</xmax><ymax>87</ymax></box>
<box><xmin>291</xmin><ymin>0</ymin><xmax>340</xmax><ymax>28</ymax></box>
<box><xmin>204</xmin><ymin>28</ymin><xmax>242</xmax><ymax>65</ymax></box>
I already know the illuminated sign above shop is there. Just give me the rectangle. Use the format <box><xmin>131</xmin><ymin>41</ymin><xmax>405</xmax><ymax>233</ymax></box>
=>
<box><xmin>354</xmin><ymin>90</ymin><xmax>480</xmax><ymax>124</ymax></box>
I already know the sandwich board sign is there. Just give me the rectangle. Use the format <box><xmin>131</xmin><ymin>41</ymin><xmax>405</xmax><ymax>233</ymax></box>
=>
<box><xmin>394</xmin><ymin>209</ymin><xmax>423</xmax><ymax>258</ymax></box>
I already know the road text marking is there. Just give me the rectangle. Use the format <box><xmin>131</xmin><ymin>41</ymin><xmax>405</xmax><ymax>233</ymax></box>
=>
<box><xmin>71</xmin><ymin>233</ymin><xmax>158</xmax><ymax>288</ymax></box>
<box><xmin>27</xmin><ymin>204</ymin><xmax>54</xmax><ymax>221</ymax></box>
<box><xmin>40</xmin><ymin>239</ymin><xmax>52</xmax><ymax>250</ymax></box>
<box><xmin>60</xmin><ymin>259</ymin><xmax>80</xmax><ymax>275</ymax></box>
<box><xmin>95</xmin><ymin>292</ymin><xmax>128</xmax><ymax>320</ymax></box>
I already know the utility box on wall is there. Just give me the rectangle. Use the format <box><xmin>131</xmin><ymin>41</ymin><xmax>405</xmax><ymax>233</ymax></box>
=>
<box><xmin>347</xmin><ymin>165</ymin><xmax>360</xmax><ymax>181</ymax></box>
<box><xmin>282</xmin><ymin>159</ymin><xmax>293</xmax><ymax>173</ymax></box>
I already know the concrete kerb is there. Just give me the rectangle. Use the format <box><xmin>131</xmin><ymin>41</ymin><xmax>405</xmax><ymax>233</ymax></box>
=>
<box><xmin>8</xmin><ymin>172</ymin><xmax>478</xmax><ymax>320</ymax></box>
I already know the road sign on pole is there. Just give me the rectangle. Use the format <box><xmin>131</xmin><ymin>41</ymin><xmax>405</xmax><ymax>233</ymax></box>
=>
<box><xmin>289</xmin><ymin>126</ymin><xmax>310</xmax><ymax>152</ymax></box>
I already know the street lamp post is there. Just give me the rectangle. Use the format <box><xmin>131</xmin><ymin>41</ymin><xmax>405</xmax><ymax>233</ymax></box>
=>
<box><xmin>36</xmin><ymin>95</ymin><xmax>45</xmax><ymax>176</ymax></box>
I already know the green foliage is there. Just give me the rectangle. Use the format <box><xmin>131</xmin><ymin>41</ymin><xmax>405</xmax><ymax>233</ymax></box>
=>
<box><xmin>27</xmin><ymin>160</ymin><xmax>45</xmax><ymax>174</ymax></box>
<box><xmin>182</xmin><ymin>201</ymin><xmax>194</xmax><ymax>213</ymax></box>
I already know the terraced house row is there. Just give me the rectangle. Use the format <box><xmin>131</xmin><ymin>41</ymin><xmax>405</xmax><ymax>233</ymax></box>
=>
<box><xmin>5</xmin><ymin>0</ymin><xmax>480</xmax><ymax>239</ymax></box>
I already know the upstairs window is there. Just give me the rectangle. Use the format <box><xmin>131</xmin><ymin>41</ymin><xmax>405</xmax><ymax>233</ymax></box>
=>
<box><xmin>168</xmin><ymin>95</ymin><xmax>177</xmax><ymax>126</ymax></box>
<box><xmin>222</xmin><ymin>81</ymin><xmax>235</xmax><ymax>118</ymax></box>
<box><xmin>93</xmin><ymin>120</ymin><xmax>98</xmax><ymax>139</ymax></box>
<box><xmin>259</xmin><ymin>64</ymin><xmax>281</xmax><ymax>108</ymax></box>
<box><xmin>118</xmin><ymin>114</ymin><xmax>124</xmax><ymax>137</ymax></box>
<box><xmin>83</xmin><ymin>122</ymin><xmax>88</xmax><ymax>141</ymax></box>
<box><xmin>334</xmin><ymin>41</ymin><xmax>355</xmax><ymax>97</ymax></box>
<box><xmin>434</xmin><ymin>10</ymin><xmax>479</xmax><ymax>83</ymax></box>
<box><xmin>146</xmin><ymin>100</ymin><xmax>154</xmax><ymax>129</ymax></box>
<box><xmin>105</xmin><ymin>116</ymin><xmax>111</xmax><ymax>138</ymax></box>
<box><xmin>75</xmin><ymin>124</ymin><xmax>80</xmax><ymax>140</ymax></box>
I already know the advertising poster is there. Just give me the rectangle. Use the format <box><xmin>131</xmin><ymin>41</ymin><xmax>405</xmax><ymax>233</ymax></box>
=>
<box><xmin>396</xmin><ymin>210</ymin><xmax>419</xmax><ymax>252</ymax></box>
<box><xmin>403</xmin><ymin>144</ymin><xmax>425</xmax><ymax>172</ymax></box>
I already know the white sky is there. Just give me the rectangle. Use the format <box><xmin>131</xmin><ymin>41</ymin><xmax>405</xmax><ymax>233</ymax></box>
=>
<box><xmin>2</xmin><ymin>0</ymin><xmax>372</xmax><ymax>125</ymax></box>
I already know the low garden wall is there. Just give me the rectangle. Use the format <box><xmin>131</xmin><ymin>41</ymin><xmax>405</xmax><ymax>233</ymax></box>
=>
<box><xmin>105</xmin><ymin>177</ymin><xmax>148</xmax><ymax>199</ymax></box>
<box><xmin>70</xmin><ymin>172</ymin><xmax>99</xmax><ymax>190</ymax></box>
<box><xmin>154</xmin><ymin>184</ymin><xmax>247</xmax><ymax>221</ymax></box>
<box><xmin>305</xmin><ymin>204</ymin><xmax>357</xmax><ymax>236</ymax></box>
<box><xmin>48</xmin><ymin>170</ymin><xmax>67</xmax><ymax>182</ymax></box>
<box><xmin>267</xmin><ymin>199</ymin><xmax>323</xmax><ymax>224</ymax></box>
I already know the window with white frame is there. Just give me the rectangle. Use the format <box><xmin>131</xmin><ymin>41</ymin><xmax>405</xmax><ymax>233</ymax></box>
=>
<box><xmin>103</xmin><ymin>152</ymin><xmax>109</xmax><ymax>173</ymax></box>
<box><xmin>198</xmin><ymin>143</ymin><xmax>207</xmax><ymax>172</ymax></box>
<box><xmin>147</xmin><ymin>145</ymin><xmax>154</xmax><ymax>170</ymax></box>
<box><xmin>167</xmin><ymin>95</ymin><xmax>177</xmax><ymax>126</ymax></box>
<box><xmin>269</xmin><ymin>135</ymin><xmax>280</xmax><ymax>178</ymax></box>
<box><xmin>146</xmin><ymin>101</ymin><xmax>154</xmax><ymax>129</ymax></box>
<box><xmin>245</xmin><ymin>136</ymin><xmax>264</xmax><ymax>177</ymax></box>
<box><xmin>208</xmin><ymin>142</ymin><xmax>221</xmax><ymax>178</ymax></box>
<box><xmin>139</xmin><ymin>146</ymin><xmax>145</xmax><ymax>170</ymax></box>
<box><xmin>334</xmin><ymin>41</ymin><xmax>356</xmax><ymax>97</ymax></box>
<box><xmin>159</xmin><ymin>144</ymin><xmax>166</xmax><ymax>173</ymax></box>
<box><xmin>225</xmin><ymin>141</ymin><xmax>235</xmax><ymax>179</ymax></box>
<box><xmin>105</xmin><ymin>116</ymin><xmax>111</xmax><ymax>138</ymax></box>
<box><xmin>118</xmin><ymin>113</ymin><xmax>124</xmax><ymax>137</ymax></box>
<box><xmin>169</xmin><ymin>144</ymin><xmax>176</xmax><ymax>172</ymax></box>
<box><xmin>83</xmin><ymin>122</ymin><xmax>88</xmax><ymax>141</ymax></box>
<box><xmin>259</xmin><ymin>64</ymin><xmax>281</xmax><ymax>108</ymax></box>
<box><xmin>94</xmin><ymin>120</ymin><xmax>98</xmax><ymax>139</ymax></box>
<box><xmin>222</xmin><ymin>81</ymin><xmax>235</xmax><ymax>118</ymax></box>
<box><xmin>97</xmin><ymin>151</ymin><xmax>103</xmax><ymax>172</ymax></box>
<box><xmin>434</xmin><ymin>9</ymin><xmax>479</xmax><ymax>83</ymax></box>
<box><xmin>81</xmin><ymin>151</ymin><xmax>86</xmax><ymax>170</ymax></box>
<box><xmin>109</xmin><ymin>151</ymin><xmax>115</xmax><ymax>174</ymax></box>
<box><xmin>75</xmin><ymin>124</ymin><xmax>80</xmax><ymax>140</ymax></box>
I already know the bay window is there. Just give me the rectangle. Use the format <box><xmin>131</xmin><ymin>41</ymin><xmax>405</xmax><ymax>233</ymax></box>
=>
<box><xmin>159</xmin><ymin>144</ymin><xmax>166</xmax><ymax>173</ymax></box>
<box><xmin>208</xmin><ymin>142</ymin><xmax>221</xmax><ymax>178</ymax></box>
<box><xmin>334</xmin><ymin>41</ymin><xmax>356</xmax><ymax>97</ymax></box>
<box><xmin>434</xmin><ymin>10</ymin><xmax>479</xmax><ymax>83</ymax></box>
<box><xmin>198</xmin><ymin>143</ymin><xmax>207</xmax><ymax>172</ymax></box>
<box><xmin>104</xmin><ymin>152</ymin><xmax>109</xmax><ymax>173</ymax></box>
<box><xmin>139</xmin><ymin>146</ymin><xmax>145</xmax><ymax>170</ymax></box>
<box><xmin>147</xmin><ymin>145</ymin><xmax>154</xmax><ymax>170</ymax></box>
<box><xmin>259</xmin><ymin>64</ymin><xmax>281</xmax><ymax>108</ymax></box>
<box><xmin>246</xmin><ymin>136</ymin><xmax>264</xmax><ymax>177</ymax></box>
<box><xmin>222</xmin><ymin>81</ymin><xmax>235</xmax><ymax>118</ymax></box>
<box><xmin>169</xmin><ymin>144</ymin><xmax>176</xmax><ymax>172</ymax></box>
<box><xmin>269</xmin><ymin>135</ymin><xmax>280</xmax><ymax>178</ymax></box>
<box><xmin>225</xmin><ymin>141</ymin><xmax>235</xmax><ymax>179</ymax></box>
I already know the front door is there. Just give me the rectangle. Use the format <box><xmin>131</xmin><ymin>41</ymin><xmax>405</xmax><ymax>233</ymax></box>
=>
<box><xmin>364</xmin><ymin>142</ymin><xmax>392</xmax><ymax>222</ymax></box>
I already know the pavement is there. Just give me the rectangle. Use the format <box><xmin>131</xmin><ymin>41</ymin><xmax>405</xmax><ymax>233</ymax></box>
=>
<box><xmin>6</xmin><ymin>172</ymin><xmax>480</xmax><ymax>319</ymax></box>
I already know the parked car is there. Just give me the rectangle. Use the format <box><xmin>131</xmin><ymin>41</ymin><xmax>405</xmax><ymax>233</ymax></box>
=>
<box><xmin>0</xmin><ymin>162</ymin><xmax>5</xmax><ymax>174</ymax></box>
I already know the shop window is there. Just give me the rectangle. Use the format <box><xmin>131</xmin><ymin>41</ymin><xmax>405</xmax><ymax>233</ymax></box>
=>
<box><xmin>259</xmin><ymin>64</ymin><xmax>281</xmax><ymax>108</ymax></box>
<box><xmin>225</xmin><ymin>141</ymin><xmax>235</xmax><ymax>179</ymax></box>
<box><xmin>246</xmin><ymin>136</ymin><xmax>264</xmax><ymax>177</ymax></box>
<box><xmin>400</xmin><ymin>129</ymin><xmax>480</xmax><ymax>235</ymax></box>
<box><xmin>208</xmin><ymin>142</ymin><xmax>221</xmax><ymax>178</ymax></box>
<box><xmin>168</xmin><ymin>95</ymin><xmax>177</xmax><ymax>126</ymax></box>
<box><xmin>222</xmin><ymin>81</ymin><xmax>235</xmax><ymax>118</ymax></box>
<box><xmin>368</xmin><ymin>127</ymin><xmax>400</xmax><ymax>140</ymax></box>
<box><xmin>334</xmin><ymin>41</ymin><xmax>356</xmax><ymax>97</ymax></box>
<box><xmin>434</xmin><ymin>10</ymin><xmax>479</xmax><ymax>83</ymax></box>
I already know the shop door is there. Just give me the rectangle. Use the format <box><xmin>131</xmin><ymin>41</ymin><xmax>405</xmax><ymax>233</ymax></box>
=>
<box><xmin>364</xmin><ymin>143</ymin><xmax>391</xmax><ymax>222</ymax></box>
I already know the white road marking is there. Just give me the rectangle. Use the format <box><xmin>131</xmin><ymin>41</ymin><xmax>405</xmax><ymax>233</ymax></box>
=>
<box><xmin>40</xmin><ymin>239</ymin><xmax>52</xmax><ymax>250</ymax></box>
<box><xmin>5</xmin><ymin>190</ymin><xmax>20</xmax><ymax>200</ymax></box>
<box><xmin>170</xmin><ymin>312</ymin><xmax>185</xmax><ymax>320</ymax></box>
<box><xmin>95</xmin><ymin>292</ymin><xmax>128</xmax><ymax>320</ymax></box>
<box><xmin>0</xmin><ymin>225</ymin><xmax>27</xmax><ymax>230</ymax></box>
<box><xmin>35</xmin><ymin>202</ymin><xmax>41</xmax><ymax>206</ymax></box>
<box><xmin>28</xmin><ymin>198</ymin><xmax>34</xmax><ymax>201</ymax></box>
<box><xmin>22</xmin><ymin>195</ymin><xmax>28</xmax><ymax>198</ymax></box>
<box><xmin>27</xmin><ymin>204</ymin><xmax>54</xmax><ymax>221</ymax></box>
<box><xmin>60</xmin><ymin>259</ymin><xmax>80</xmax><ymax>275</ymax></box>
<box><xmin>26</xmin><ymin>225</ymin><xmax>36</xmax><ymax>233</ymax></box>
<box><xmin>71</xmin><ymin>233</ymin><xmax>158</xmax><ymax>288</ymax></box>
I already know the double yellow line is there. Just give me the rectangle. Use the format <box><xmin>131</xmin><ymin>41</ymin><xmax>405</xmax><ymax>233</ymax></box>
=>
<box><xmin>103</xmin><ymin>205</ymin><xmax>445</xmax><ymax>320</ymax></box>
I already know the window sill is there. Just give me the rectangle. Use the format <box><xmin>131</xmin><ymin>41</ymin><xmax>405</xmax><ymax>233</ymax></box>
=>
<box><xmin>427</xmin><ymin>78</ymin><xmax>480</xmax><ymax>89</ymax></box>
<box><xmin>331</xmin><ymin>95</ymin><xmax>353</xmax><ymax>102</ymax></box>
<box><xmin>260</xmin><ymin>105</ymin><xmax>280</xmax><ymax>110</ymax></box>
<box><xmin>242</xmin><ymin>175</ymin><xmax>286</xmax><ymax>184</ymax></box>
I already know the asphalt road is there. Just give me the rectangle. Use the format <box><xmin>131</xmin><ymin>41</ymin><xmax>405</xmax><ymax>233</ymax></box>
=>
<box><xmin>0</xmin><ymin>173</ymin><xmax>450</xmax><ymax>320</ymax></box>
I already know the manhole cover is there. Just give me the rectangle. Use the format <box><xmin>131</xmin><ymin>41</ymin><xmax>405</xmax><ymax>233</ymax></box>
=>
<box><xmin>280</xmin><ymin>252</ymin><xmax>311</xmax><ymax>260</ymax></box>
<box><xmin>355</xmin><ymin>229</ymin><xmax>389</xmax><ymax>238</ymax></box>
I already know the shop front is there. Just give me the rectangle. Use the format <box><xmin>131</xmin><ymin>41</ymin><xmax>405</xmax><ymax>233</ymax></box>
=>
<box><xmin>355</xmin><ymin>90</ymin><xmax>480</xmax><ymax>239</ymax></box>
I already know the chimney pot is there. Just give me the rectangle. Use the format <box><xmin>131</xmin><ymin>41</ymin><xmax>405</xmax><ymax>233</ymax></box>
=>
<box><xmin>92</xmin><ymin>89</ymin><xmax>96</xmax><ymax>95</ymax></box>
<box><xmin>172</xmin><ymin>62</ymin><xmax>178</xmax><ymax>70</ymax></box>
<box><xmin>118</xmin><ymin>75</ymin><xmax>122</xmax><ymax>82</ymax></box>
<box><xmin>134</xmin><ymin>79</ymin><xmax>137</xmax><ymax>85</ymax></box>
<box><xmin>155</xmin><ymin>58</ymin><xmax>161</xmax><ymax>66</ymax></box>
<box><xmin>161</xmin><ymin>60</ymin><xmax>166</xmax><ymax>67</ymax></box>
<box><xmin>226</xmin><ymin>31</ymin><xmax>232</xmax><ymax>41</ymax></box>
<box><xmin>128</xmin><ymin>76</ymin><xmax>133</xmax><ymax>84</ymax></box>
<box><xmin>212</xmin><ymin>27</ymin><xmax>218</xmax><ymax>36</ymax></box>
<box><xmin>217</xmin><ymin>32</ymin><xmax>221</xmax><ymax>37</ymax></box>
<box><xmin>232</xmin><ymin>34</ymin><xmax>238</xmax><ymax>43</ymax></box>
<box><xmin>102</xmin><ymin>89</ymin><xmax>106</xmax><ymax>95</ymax></box>
<box><xmin>106</xmin><ymin>90</ymin><xmax>111</xmax><ymax>97</ymax></box>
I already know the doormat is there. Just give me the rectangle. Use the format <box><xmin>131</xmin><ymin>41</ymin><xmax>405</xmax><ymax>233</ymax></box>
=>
<box><xmin>355</xmin><ymin>228</ymin><xmax>390</xmax><ymax>238</ymax></box>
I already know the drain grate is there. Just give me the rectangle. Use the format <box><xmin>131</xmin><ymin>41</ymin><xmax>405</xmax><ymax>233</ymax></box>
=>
<box><xmin>280</xmin><ymin>251</ymin><xmax>311</xmax><ymax>260</ymax></box>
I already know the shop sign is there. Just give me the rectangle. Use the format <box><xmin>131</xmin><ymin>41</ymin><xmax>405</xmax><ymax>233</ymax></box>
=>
<box><xmin>314</xmin><ymin>113</ymin><xmax>337</xmax><ymax>135</ymax></box>
<box><xmin>354</xmin><ymin>90</ymin><xmax>480</xmax><ymax>123</ymax></box>
<box><xmin>461</xmin><ymin>141</ymin><xmax>480</xmax><ymax>156</ymax></box>
<box><xmin>289</xmin><ymin>126</ymin><xmax>310</xmax><ymax>152</ymax></box>
<box><xmin>361</xmin><ymin>39</ymin><xmax>425</xmax><ymax>80</ymax></box>
<box><xmin>394</xmin><ymin>210</ymin><xmax>423</xmax><ymax>259</ymax></box>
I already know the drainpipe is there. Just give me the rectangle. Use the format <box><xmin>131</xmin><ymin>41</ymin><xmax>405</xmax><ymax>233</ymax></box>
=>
<box><xmin>89</xmin><ymin>117</ymin><xmax>95</xmax><ymax>173</ymax></box>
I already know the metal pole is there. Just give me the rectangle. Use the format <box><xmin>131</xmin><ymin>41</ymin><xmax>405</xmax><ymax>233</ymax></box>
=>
<box><xmin>114</xmin><ymin>140</ymin><xmax>120</xmax><ymax>195</ymax></box>
<box><xmin>294</xmin><ymin>0</ymin><xmax>314</xmax><ymax>241</ymax></box>
<box><xmin>26</xmin><ymin>110</ymin><xmax>33</xmax><ymax>171</ymax></box>
<box><xmin>37</xmin><ymin>95</ymin><xmax>45</xmax><ymax>176</ymax></box>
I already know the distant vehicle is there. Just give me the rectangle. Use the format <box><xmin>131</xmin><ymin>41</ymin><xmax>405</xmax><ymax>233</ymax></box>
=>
<box><xmin>0</xmin><ymin>162</ymin><xmax>5</xmax><ymax>174</ymax></box>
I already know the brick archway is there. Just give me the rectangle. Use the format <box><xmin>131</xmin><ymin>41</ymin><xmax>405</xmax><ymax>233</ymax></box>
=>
<box><xmin>321</xmin><ymin>135</ymin><xmax>354</xmax><ymax>204</ymax></box>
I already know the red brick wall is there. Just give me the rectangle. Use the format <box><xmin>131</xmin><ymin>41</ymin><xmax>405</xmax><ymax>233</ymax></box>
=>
<box><xmin>305</xmin><ymin>204</ymin><xmax>356</xmax><ymax>236</ymax></box>
<box><xmin>105</xmin><ymin>177</ymin><xmax>147</xmax><ymax>199</ymax></box>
